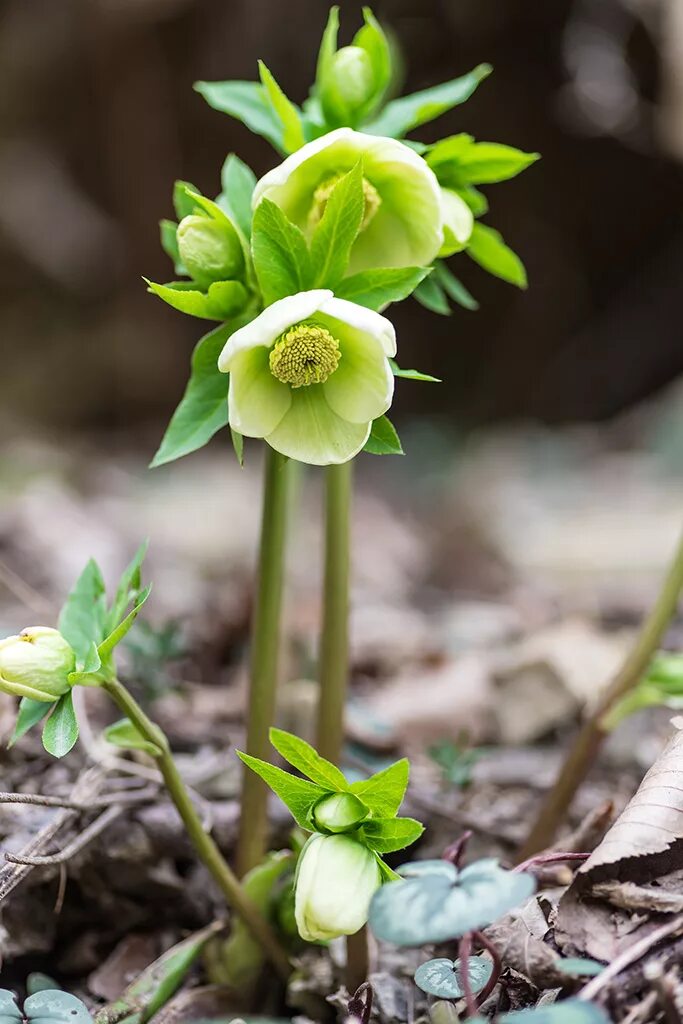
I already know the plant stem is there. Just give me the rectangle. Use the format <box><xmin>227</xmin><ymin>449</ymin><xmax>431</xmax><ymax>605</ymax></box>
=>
<box><xmin>101</xmin><ymin>677</ymin><xmax>291</xmax><ymax>980</ymax></box>
<box><xmin>236</xmin><ymin>447</ymin><xmax>291</xmax><ymax>877</ymax></box>
<box><xmin>458</xmin><ymin>933</ymin><xmax>477</xmax><ymax>1019</ymax></box>
<box><xmin>316</xmin><ymin>460</ymin><xmax>352</xmax><ymax>764</ymax></box>
<box><xmin>519</xmin><ymin>528</ymin><xmax>683</xmax><ymax>859</ymax></box>
<box><xmin>346</xmin><ymin>924</ymin><xmax>369</xmax><ymax>994</ymax></box>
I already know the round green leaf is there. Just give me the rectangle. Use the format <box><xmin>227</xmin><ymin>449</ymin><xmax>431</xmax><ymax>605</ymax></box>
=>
<box><xmin>0</xmin><ymin>990</ymin><xmax>22</xmax><ymax>1024</ymax></box>
<box><xmin>415</xmin><ymin>956</ymin><xmax>493</xmax><ymax>998</ymax></box>
<box><xmin>23</xmin><ymin>990</ymin><xmax>93</xmax><ymax>1024</ymax></box>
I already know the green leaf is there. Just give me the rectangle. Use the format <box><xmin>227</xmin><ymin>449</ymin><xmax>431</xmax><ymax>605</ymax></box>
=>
<box><xmin>108</xmin><ymin>541</ymin><xmax>148</xmax><ymax>632</ymax></box>
<box><xmin>0</xmin><ymin>990</ymin><xmax>21</xmax><ymax>1024</ymax></box>
<box><xmin>363</xmin><ymin>415</ymin><xmax>404</xmax><ymax>455</ymax></box>
<box><xmin>173</xmin><ymin>180</ymin><xmax>201</xmax><ymax>221</ymax></box>
<box><xmin>350</xmin><ymin>758</ymin><xmax>409</xmax><ymax>817</ymax></box>
<box><xmin>98</xmin><ymin>585</ymin><xmax>151</xmax><ymax>661</ymax></box>
<box><xmin>453</xmin><ymin>142</ymin><xmax>540</xmax><ymax>185</ymax></box>
<box><xmin>151</xmin><ymin>320</ymin><xmax>239</xmax><ymax>468</ymax></box>
<box><xmin>413</xmin><ymin>276</ymin><xmax>451</xmax><ymax>315</ymax></box>
<box><xmin>389</xmin><ymin>359</ymin><xmax>440</xmax><ymax>382</ymax></box>
<box><xmin>42</xmin><ymin>692</ymin><xmax>79</xmax><ymax>759</ymax></box>
<box><xmin>9</xmin><ymin>697</ymin><xmax>54</xmax><ymax>747</ymax></box>
<box><xmin>104</xmin><ymin>718</ymin><xmax>162</xmax><ymax>757</ymax></box>
<box><xmin>23</xmin><ymin>991</ymin><xmax>93</xmax><ymax>1024</ymax></box>
<box><xmin>67</xmin><ymin>641</ymin><xmax>102</xmax><ymax>685</ymax></box>
<box><xmin>269</xmin><ymin>728</ymin><xmax>348</xmax><ymax>790</ymax></box>
<box><xmin>251</xmin><ymin>198</ymin><xmax>311</xmax><ymax>303</ymax></box>
<box><xmin>218</xmin><ymin>154</ymin><xmax>257</xmax><ymax>239</ymax></box>
<box><xmin>363</xmin><ymin>64</ymin><xmax>492</xmax><ymax>137</ymax></box>
<box><xmin>433</xmin><ymin>261</ymin><xmax>479</xmax><ymax>311</ymax></box>
<box><xmin>310</xmin><ymin>162</ymin><xmax>364</xmax><ymax>288</ymax></box>
<box><xmin>467</xmin><ymin>223</ymin><xmax>527</xmax><ymax>288</ymax></box>
<box><xmin>415</xmin><ymin>956</ymin><xmax>493</xmax><ymax>999</ymax></box>
<box><xmin>499</xmin><ymin>1000</ymin><xmax>610</xmax><ymax>1023</ymax></box>
<box><xmin>231</xmin><ymin>427</ymin><xmax>245</xmax><ymax>466</ymax></box>
<box><xmin>258</xmin><ymin>61</ymin><xmax>305</xmax><ymax>154</ymax></box>
<box><xmin>58</xmin><ymin>559</ymin><xmax>108</xmax><ymax>660</ymax></box>
<box><xmin>194</xmin><ymin>80</ymin><xmax>286</xmax><ymax>153</ymax></box>
<box><xmin>236</xmin><ymin>751</ymin><xmax>326</xmax><ymax>829</ymax></box>
<box><xmin>456</xmin><ymin>185</ymin><xmax>489</xmax><ymax>217</ymax></box>
<box><xmin>361</xmin><ymin>816</ymin><xmax>424</xmax><ymax>853</ymax></box>
<box><xmin>335</xmin><ymin>266</ymin><xmax>431</xmax><ymax>310</ymax></box>
<box><xmin>159</xmin><ymin>219</ymin><xmax>185</xmax><ymax>276</ymax></box>
<box><xmin>145</xmin><ymin>279</ymin><xmax>248</xmax><ymax>321</ymax></box>
<box><xmin>354</xmin><ymin>8</ymin><xmax>392</xmax><ymax>110</ymax></box>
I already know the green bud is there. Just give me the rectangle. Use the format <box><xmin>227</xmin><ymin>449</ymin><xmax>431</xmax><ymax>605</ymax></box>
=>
<box><xmin>0</xmin><ymin>627</ymin><xmax>75</xmax><ymax>702</ymax></box>
<box><xmin>316</xmin><ymin>7</ymin><xmax>392</xmax><ymax>127</ymax></box>
<box><xmin>313</xmin><ymin>792</ymin><xmax>368</xmax><ymax>833</ymax></box>
<box><xmin>322</xmin><ymin>46</ymin><xmax>375</xmax><ymax>122</ymax></box>
<box><xmin>176</xmin><ymin>215</ymin><xmax>244</xmax><ymax>290</ymax></box>
<box><xmin>295</xmin><ymin>834</ymin><xmax>381</xmax><ymax>941</ymax></box>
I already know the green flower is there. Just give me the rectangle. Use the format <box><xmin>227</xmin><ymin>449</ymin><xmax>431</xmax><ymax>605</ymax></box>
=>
<box><xmin>176</xmin><ymin>213</ymin><xmax>245</xmax><ymax>290</ymax></box>
<box><xmin>0</xmin><ymin>627</ymin><xmax>75</xmax><ymax>702</ymax></box>
<box><xmin>218</xmin><ymin>288</ymin><xmax>396</xmax><ymax>465</ymax></box>
<box><xmin>295</xmin><ymin>833</ymin><xmax>382</xmax><ymax>942</ymax></box>
<box><xmin>252</xmin><ymin>128</ymin><xmax>444</xmax><ymax>274</ymax></box>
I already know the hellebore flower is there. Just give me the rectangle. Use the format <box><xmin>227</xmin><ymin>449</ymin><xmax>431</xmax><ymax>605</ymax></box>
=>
<box><xmin>295</xmin><ymin>833</ymin><xmax>382</xmax><ymax>942</ymax></box>
<box><xmin>177</xmin><ymin>212</ymin><xmax>245</xmax><ymax>291</ymax></box>
<box><xmin>315</xmin><ymin>8</ymin><xmax>392</xmax><ymax>128</ymax></box>
<box><xmin>252</xmin><ymin>129</ymin><xmax>444</xmax><ymax>274</ymax></box>
<box><xmin>0</xmin><ymin>627</ymin><xmax>75</xmax><ymax>702</ymax></box>
<box><xmin>217</xmin><ymin>288</ymin><xmax>396</xmax><ymax>465</ymax></box>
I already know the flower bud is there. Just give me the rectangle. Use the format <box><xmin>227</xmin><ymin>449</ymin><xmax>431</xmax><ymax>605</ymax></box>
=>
<box><xmin>313</xmin><ymin>792</ymin><xmax>368</xmax><ymax>834</ymax></box>
<box><xmin>439</xmin><ymin>189</ymin><xmax>474</xmax><ymax>257</ymax></box>
<box><xmin>0</xmin><ymin>627</ymin><xmax>75</xmax><ymax>702</ymax></box>
<box><xmin>321</xmin><ymin>46</ymin><xmax>375</xmax><ymax>124</ymax></box>
<box><xmin>295</xmin><ymin>834</ymin><xmax>382</xmax><ymax>942</ymax></box>
<box><xmin>176</xmin><ymin>215</ymin><xmax>245</xmax><ymax>290</ymax></box>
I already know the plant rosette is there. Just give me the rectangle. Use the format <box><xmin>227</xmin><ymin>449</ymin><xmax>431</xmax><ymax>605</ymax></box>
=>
<box><xmin>238</xmin><ymin>728</ymin><xmax>424</xmax><ymax>941</ymax></box>
<box><xmin>217</xmin><ymin>289</ymin><xmax>396</xmax><ymax>464</ymax></box>
<box><xmin>252</xmin><ymin>128</ymin><xmax>444</xmax><ymax>274</ymax></box>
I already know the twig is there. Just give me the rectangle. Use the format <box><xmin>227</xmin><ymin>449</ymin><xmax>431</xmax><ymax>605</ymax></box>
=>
<box><xmin>5</xmin><ymin>805</ymin><xmax>123</xmax><ymax>866</ymax></box>
<box><xmin>578</xmin><ymin>914</ymin><xmax>683</xmax><ymax>1002</ymax></box>
<box><xmin>514</xmin><ymin>851</ymin><xmax>589</xmax><ymax>873</ymax></box>
<box><xmin>458</xmin><ymin>933</ymin><xmax>477</xmax><ymax>1019</ymax></box>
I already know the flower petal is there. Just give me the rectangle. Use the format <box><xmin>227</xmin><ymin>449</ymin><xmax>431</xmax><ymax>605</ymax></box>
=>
<box><xmin>228</xmin><ymin>348</ymin><xmax>291</xmax><ymax>437</ymax></box>
<box><xmin>217</xmin><ymin>290</ymin><xmax>333</xmax><ymax>371</ymax></box>
<box><xmin>266</xmin><ymin>387</ymin><xmax>370</xmax><ymax>465</ymax></box>
<box><xmin>320</xmin><ymin>295</ymin><xmax>396</xmax><ymax>356</ymax></box>
<box><xmin>322</xmin><ymin>332</ymin><xmax>394</xmax><ymax>424</ymax></box>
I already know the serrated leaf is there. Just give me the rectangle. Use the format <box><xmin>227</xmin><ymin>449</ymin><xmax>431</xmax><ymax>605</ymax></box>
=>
<box><xmin>361</xmin><ymin>816</ymin><xmax>424</xmax><ymax>853</ymax></box>
<box><xmin>23</xmin><ymin>991</ymin><xmax>93</xmax><ymax>1024</ymax></box>
<box><xmin>251</xmin><ymin>199</ymin><xmax>311</xmax><ymax>303</ymax></box>
<box><xmin>258</xmin><ymin>61</ymin><xmax>305</xmax><ymax>154</ymax></box>
<box><xmin>335</xmin><ymin>266</ymin><xmax>431</xmax><ymax>310</ymax></box>
<box><xmin>310</xmin><ymin>162</ymin><xmax>364</xmax><ymax>288</ymax></box>
<box><xmin>467</xmin><ymin>223</ymin><xmax>527</xmax><ymax>288</ymax></box>
<box><xmin>389</xmin><ymin>359</ymin><xmax>440</xmax><ymax>382</ymax></box>
<box><xmin>98</xmin><ymin>585</ymin><xmax>151</xmax><ymax>661</ymax></box>
<box><xmin>42</xmin><ymin>692</ymin><xmax>79</xmax><ymax>759</ymax></box>
<box><xmin>499</xmin><ymin>1001</ymin><xmax>610</xmax><ymax>1023</ymax></box>
<box><xmin>145</xmin><ymin>279</ymin><xmax>248</xmax><ymax>321</ymax></box>
<box><xmin>433</xmin><ymin>261</ymin><xmax>479</xmax><ymax>311</ymax></box>
<box><xmin>9</xmin><ymin>698</ymin><xmax>54</xmax><ymax>748</ymax></box>
<box><xmin>237</xmin><ymin>750</ymin><xmax>326</xmax><ymax>829</ymax></box>
<box><xmin>218</xmin><ymin>154</ymin><xmax>257</xmax><ymax>239</ymax></box>
<box><xmin>194</xmin><ymin>80</ymin><xmax>286</xmax><ymax>153</ymax></box>
<box><xmin>350</xmin><ymin>758</ymin><xmax>409</xmax><ymax>817</ymax></box>
<box><xmin>269</xmin><ymin>728</ymin><xmax>348</xmax><ymax>790</ymax></box>
<box><xmin>104</xmin><ymin>718</ymin><xmax>162</xmax><ymax>757</ymax></box>
<box><xmin>151</xmin><ymin>320</ymin><xmax>239</xmax><ymax>468</ymax></box>
<box><xmin>364</xmin><ymin>64</ymin><xmax>492</xmax><ymax>138</ymax></box>
<box><xmin>414</xmin><ymin>956</ymin><xmax>493</xmax><ymax>999</ymax></box>
<box><xmin>413</xmin><ymin>276</ymin><xmax>451</xmax><ymax>316</ymax></box>
<box><xmin>173</xmin><ymin>180</ymin><xmax>201</xmax><ymax>221</ymax></box>
<box><xmin>363</xmin><ymin>415</ymin><xmax>403</xmax><ymax>455</ymax></box>
<box><xmin>58</xmin><ymin>559</ymin><xmax>107</xmax><ymax>661</ymax></box>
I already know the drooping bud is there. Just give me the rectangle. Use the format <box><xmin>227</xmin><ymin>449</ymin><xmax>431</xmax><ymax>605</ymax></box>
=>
<box><xmin>313</xmin><ymin>792</ymin><xmax>368</xmax><ymax>834</ymax></box>
<box><xmin>439</xmin><ymin>188</ymin><xmax>474</xmax><ymax>257</ymax></box>
<box><xmin>295</xmin><ymin>834</ymin><xmax>382</xmax><ymax>942</ymax></box>
<box><xmin>176</xmin><ymin>215</ymin><xmax>245</xmax><ymax>290</ymax></box>
<box><xmin>0</xmin><ymin>627</ymin><xmax>75</xmax><ymax>702</ymax></box>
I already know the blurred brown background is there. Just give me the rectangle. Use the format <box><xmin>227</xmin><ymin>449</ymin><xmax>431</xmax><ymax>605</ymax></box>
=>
<box><xmin>1</xmin><ymin>0</ymin><xmax>682</xmax><ymax>439</ymax></box>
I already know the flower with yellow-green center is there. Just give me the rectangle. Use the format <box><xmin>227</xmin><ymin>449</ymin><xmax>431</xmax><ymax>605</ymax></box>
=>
<box><xmin>0</xmin><ymin>627</ymin><xmax>75</xmax><ymax>702</ymax></box>
<box><xmin>252</xmin><ymin>128</ymin><xmax>444</xmax><ymax>275</ymax></box>
<box><xmin>218</xmin><ymin>288</ymin><xmax>396</xmax><ymax>465</ymax></box>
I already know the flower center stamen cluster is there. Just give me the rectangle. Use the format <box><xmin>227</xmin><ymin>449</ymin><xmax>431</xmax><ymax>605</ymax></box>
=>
<box><xmin>309</xmin><ymin>174</ymin><xmax>381</xmax><ymax>232</ymax></box>
<box><xmin>269</xmin><ymin>322</ymin><xmax>341</xmax><ymax>388</ymax></box>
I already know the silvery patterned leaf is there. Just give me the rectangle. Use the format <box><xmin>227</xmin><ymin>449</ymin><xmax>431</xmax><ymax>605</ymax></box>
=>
<box><xmin>24</xmin><ymin>991</ymin><xmax>93</xmax><ymax>1024</ymax></box>
<box><xmin>0</xmin><ymin>991</ymin><xmax>22</xmax><ymax>1024</ymax></box>
<box><xmin>499</xmin><ymin>1000</ymin><xmax>610</xmax><ymax>1023</ymax></box>
<box><xmin>414</xmin><ymin>955</ymin><xmax>493</xmax><ymax>998</ymax></box>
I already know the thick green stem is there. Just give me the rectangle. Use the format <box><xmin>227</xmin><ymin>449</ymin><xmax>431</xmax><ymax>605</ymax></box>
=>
<box><xmin>519</xmin><ymin>528</ymin><xmax>683</xmax><ymax>859</ymax></box>
<box><xmin>316</xmin><ymin>460</ymin><xmax>352</xmax><ymax>764</ymax></box>
<box><xmin>102</xmin><ymin>677</ymin><xmax>291</xmax><ymax>980</ymax></box>
<box><xmin>236</xmin><ymin>447</ymin><xmax>290</xmax><ymax>877</ymax></box>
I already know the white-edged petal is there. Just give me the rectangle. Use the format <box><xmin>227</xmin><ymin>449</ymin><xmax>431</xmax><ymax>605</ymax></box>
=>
<box><xmin>323</xmin><ymin>335</ymin><xmax>394</xmax><ymax>424</ymax></box>
<box><xmin>252</xmin><ymin>128</ymin><xmax>357</xmax><ymax>206</ymax></box>
<box><xmin>217</xmin><ymin>290</ymin><xmax>333</xmax><ymax>371</ymax></box>
<box><xmin>227</xmin><ymin>348</ymin><xmax>291</xmax><ymax>438</ymax></box>
<box><xmin>320</xmin><ymin>295</ymin><xmax>396</xmax><ymax>356</ymax></box>
<box><xmin>265</xmin><ymin>387</ymin><xmax>370</xmax><ymax>465</ymax></box>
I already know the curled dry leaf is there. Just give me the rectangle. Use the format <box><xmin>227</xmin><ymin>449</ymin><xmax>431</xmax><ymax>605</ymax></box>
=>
<box><xmin>556</xmin><ymin>720</ymin><xmax>683</xmax><ymax>961</ymax></box>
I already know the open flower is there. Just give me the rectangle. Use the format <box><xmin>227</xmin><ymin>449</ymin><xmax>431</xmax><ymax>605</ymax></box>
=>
<box><xmin>218</xmin><ymin>289</ymin><xmax>396</xmax><ymax>465</ymax></box>
<box><xmin>295</xmin><ymin>833</ymin><xmax>382</xmax><ymax>942</ymax></box>
<box><xmin>252</xmin><ymin>129</ymin><xmax>444</xmax><ymax>274</ymax></box>
<box><xmin>0</xmin><ymin>627</ymin><xmax>75</xmax><ymax>702</ymax></box>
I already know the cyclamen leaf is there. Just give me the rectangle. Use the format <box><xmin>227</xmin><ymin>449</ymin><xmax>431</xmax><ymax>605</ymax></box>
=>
<box><xmin>414</xmin><ymin>956</ymin><xmax>493</xmax><ymax>999</ymax></box>
<box><xmin>361</xmin><ymin>816</ymin><xmax>424</xmax><ymax>853</ymax></box>
<box><xmin>363</xmin><ymin>64</ymin><xmax>492</xmax><ymax>138</ymax></box>
<box><xmin>237</xmin><ymin>750</ymin><xmax>326</xmax><ymax>829</ymax></box>
<box><xmin>269</xmin><ymin>728</ymin><xmax>348</xmax><ymax>790</ymax></box>
<box><xmin>350</xmin><ymin>758</ymin><xmax>409</xmax><ymax>817</ymax></box>
<box><xmin>104</xmin><ymin>719</ymin><xmax>162</xmax><ymax>758</ymax></box>
<box><xmin>24</xmin><ymin>991</ymin><xmax>93</xmax><ymax>1024</ymax></box>
<box><xmin>433</xmin><ymin>262</ymin><xmax>479</xmax><ymax>311</ymax></box>
<box><xmin>42</xmin><ymin>692</ymin><xmax>79</xmax><ymax>759</ymax></box>
<box><xmin>252</xmin><ymin>199</ymin><xmax>312</xmax><ymax>302</ymax></box>
<box><xmin>58</xmin><ymin>559</ymin><xmax>107</xmax><ymax>660</ymax></box>
<box><xmin>194</xmin><ymin>80</ymin><xmax>286</xmax><ymax>153</ymax></box>
<box><xmin>310</xmin><ymin>162</ymin><xmax>365</xmax><ymax>288</ymax></box>
<box><xmin>0</xmin><ymin>990</ymin><xmax>21</xmax><ymax>1023</ymax></box>
<box><xmin>363</xmin><ymin>415</ymin><xmax>404</xmax><ymax>456</ymax></box>
<box><xmin>467</xmin><ymin>223</ymin><xmax>527</xmax><ymax>288</ymax></box>
<box><xmin>258</xmin><ymin>61</ymin><xmax>305</xmax><ymax>154</ymax></box>
<box><xmin>499</xmin><ymin>1001</ymin><xmax>610</xmax><ymax>1024</ymax></box>
<box><xmin>335</xmin><ymin>266</ymin><xmax>432</xmax><ymax>310</ymax></box>
<box><xmin>98</xmin><ymin>585</ymin><xmax>151</xmax><ymax>660</ymax></box>
<box><xmin>145</xmin><ymin>279</ymin><xmax>248</xmax><ymax>321</ymax></box>
<box><xmin>151</xmin><ymin>320</ymin><xmax>240</xmax><ymax>468</ymax></box>
<box><xmin>9</xmin><ymin>697</ymin><xmax>54</xmax><ymax>747</ymax></box>
<box><xmin>219</xmin><ymin>154</ymin><xmax>257</xmax><ymax>239</ymax></box>
<box><xmin>413</xmin><ymin>276</ymin><xmax>451</xmax><ymax>316</ymax></box>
